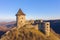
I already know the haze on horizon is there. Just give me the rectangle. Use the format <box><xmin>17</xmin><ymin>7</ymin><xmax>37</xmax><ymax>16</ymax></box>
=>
<box><xmin>0</xmin><ymin>0</ymin><xmax>60</xmax><ymax>22</ymax></box>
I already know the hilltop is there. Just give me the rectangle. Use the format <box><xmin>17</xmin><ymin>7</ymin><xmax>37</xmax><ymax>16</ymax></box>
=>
<box><xmin>0</xmin><ymin>26</ymin><xmax>60</xmax><ymax>40</ymax></box>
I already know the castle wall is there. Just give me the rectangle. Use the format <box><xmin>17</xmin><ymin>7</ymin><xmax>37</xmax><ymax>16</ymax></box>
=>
<box><xmin>25</xmin><ymin>20</ymin><xmax>34</xmax><ymax>25</ymax></box>
<box><xmin>24</xmin><ymin>24</ymin><xmax>38</xmax><ymax>30</ymax></box>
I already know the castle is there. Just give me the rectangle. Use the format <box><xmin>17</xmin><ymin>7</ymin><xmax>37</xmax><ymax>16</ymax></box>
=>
<box><xmin>16</xmin><ymin>9</ymin><xmax>50</xmax><ymax>37</ymax></box>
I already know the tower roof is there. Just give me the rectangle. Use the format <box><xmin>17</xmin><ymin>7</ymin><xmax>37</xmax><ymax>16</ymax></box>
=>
<box><xmin>16</xmin><ymin>9</ymin><xmax>25</xmax><ymax>16</ymax></box>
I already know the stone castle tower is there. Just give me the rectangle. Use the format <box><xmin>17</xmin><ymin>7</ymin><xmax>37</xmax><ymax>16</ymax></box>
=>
<box><xmin>41</xmin><ymin>22</ymin><xmax>50</xmax><ymax>36</ymax></box>
<box><xmin>16</xmin><ymin>9</ymin><xmax>26</xmax><ymax>28</ymax></box>
<box><xmin>44</xmin><ymin>22</ymin><xmax>50</xmax><ymax>36</ymax></box>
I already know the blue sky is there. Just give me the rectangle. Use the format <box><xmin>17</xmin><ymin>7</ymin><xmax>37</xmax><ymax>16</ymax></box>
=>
<box><xmin>0</xmin><ymin>0</ymin><xmax>60</xmax><ymax>22</ymax></box>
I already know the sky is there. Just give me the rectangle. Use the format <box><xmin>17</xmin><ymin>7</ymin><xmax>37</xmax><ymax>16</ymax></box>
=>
<box><xmin>0</xmin><ymin>0</ymin><xmax>60</xmax><ymax>22</ymax></box>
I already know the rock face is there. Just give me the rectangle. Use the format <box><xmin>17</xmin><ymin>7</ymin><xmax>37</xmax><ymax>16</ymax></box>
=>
<box><xmin>0</xmin><ymin>26</ymin><xmax>60</xmax><ymax>40</ymax></box>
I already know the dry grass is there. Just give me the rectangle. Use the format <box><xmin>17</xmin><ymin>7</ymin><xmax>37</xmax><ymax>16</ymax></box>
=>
<box><xmin>0</xmin><ymin>27</ymin><xmax>60</xmax><ymax>40</ymax></box>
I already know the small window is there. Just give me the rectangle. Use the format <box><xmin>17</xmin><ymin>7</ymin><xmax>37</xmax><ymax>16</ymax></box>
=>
<box><xmin>21</xmin><ymin>21</ymin><xmax>22</xmax><ymax>22</ymax></box>
<box><xmin>47</xmin><ymin>24</ymin><xmax>49</xmax><ymax>25</ymax></box>
<box><xmin>22</xmin><ymin>17</ymin><xmax>23</xmax><ymax>19</ymax></box>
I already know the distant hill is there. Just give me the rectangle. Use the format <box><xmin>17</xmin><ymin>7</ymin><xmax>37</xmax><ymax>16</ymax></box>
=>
<box><xmin>0</xmin><ymin>21</ymin><xmax>16</xmax><ymax>37</ymax></box>
<box><xmin>0</xmin><ymin>21</ymin><xmax>16</xmax><ymax>28</ymax></box>
<box><xmin>0</xmin><ymin>21</ymin><xmax>16</xmax><ymax>31</ymax></box>
<box><xmin>44</xmin><ymin>19</ymin><xmax>60</xmax><ymax>34</ymax></box>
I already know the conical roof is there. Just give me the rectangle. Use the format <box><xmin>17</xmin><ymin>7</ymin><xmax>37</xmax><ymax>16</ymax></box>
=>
<box><xmin>16</xmin><ymin>9</ymin><xmax>25</xmax><ymax>16</ymax></box>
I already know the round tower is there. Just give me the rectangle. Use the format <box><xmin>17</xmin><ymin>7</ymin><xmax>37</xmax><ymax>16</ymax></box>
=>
<box><xmin>16</xmin><ymin>9</ymin><xmax>26</xmax><ymax>28</ymax></box>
